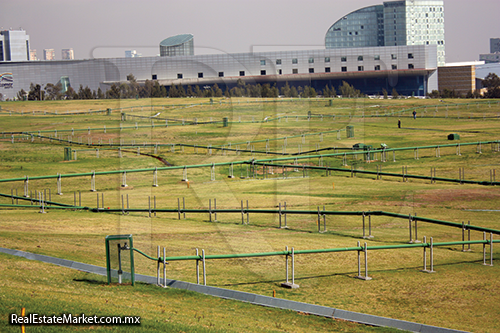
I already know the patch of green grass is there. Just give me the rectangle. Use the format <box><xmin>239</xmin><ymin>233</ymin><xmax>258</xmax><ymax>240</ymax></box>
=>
<box><xmin>1</xmin><ymin>98</ymin><xmax>500</xmax><ymax>332</ymax></box>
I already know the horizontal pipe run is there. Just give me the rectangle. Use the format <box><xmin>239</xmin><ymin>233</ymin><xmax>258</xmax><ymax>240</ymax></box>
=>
<box><xmin>158</xmin><ymin>239</ymin><xmax>499</xmax><ymax>262</ymax></box>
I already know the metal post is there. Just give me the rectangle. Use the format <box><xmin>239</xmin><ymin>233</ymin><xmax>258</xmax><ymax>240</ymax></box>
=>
<box><xmin>183</xmin><ymin>197</ymin><xmax>186</xmax><ymax>220</ymax></box>
<box><xmin>490</xmin><ymin>233</ymin><xmax>494</xmax><ymax>266</ymax></box>
<box><xmin>178</xmin><ymin>198</ymin><xmax>181</xmax><ymax>220</ymax></box>
<box><xmin>362</xmin><ymin>212</ymin><xmax>366</xmax><ymax>238</ymax></box>
<box><xmin>163</xmin><ymin>247</ymin><xmax>166</xmax><ymax>288</ymax></box>
<box><xmin>278</xmin><ymin>203</ymin><xmax>282</xmax><ymax>228</ymax></box>
<box><xmin>317</xmin><ymin>207</ymin><xmax>321</xmax><ymax>232</ymax></box>
<box><xmin>409</xmin><ymin>214</ymin><xmax>413</xmax><ymax>243</ymax></box>
<box><xmin>153</xmin><ymin>167</ymin><xmax>158</xmax><ymax>187</ymax></box>
<box><xmin>364</xmin><ymin>243</ymin><xmax>371</xmax><ymax>280</ymax></box>
<box><xmin>357</xmin><ymin>241</ymin><xmax>361</xmax><ymax>277</ymax></box>
<box><xmin>91</xmin><ymin>171</ymin><xmax>96</xmax><ymax>192</ymax></box>
<box><xmin>291</xmin><ymin>247</ymin><xmax>296</xmax><ymax>286</ymax></box>
<box><xmin>202</xmin><ymin>249</ymin><xmax>206</xmax><ymax>286</ymax></box>
<box><xmin>196</xmin><ymin>249</ymin><xmax>200</xmax><ymax>284</ymax></box>
<box><xmin>242</xmin><ymin>200</ymin><xmax>245</xmax><ymax>225</ymax></box>
<box><xmin>24</xmin><ymin>176</ymin><xmax>29</xmax><ymax>197</ymax></box>
<box><xmin>157</xmin><ymin>246</ymin><xmax>160</xmax><ymax>286</ymax></box>
<box><xmin>284</xmin><ymin>202</ymin><xmax>287</xmax><ymax>228</ymax></box>
<box><xmin>122</xmin><ymin>171</ymin><xmax>128</xmax><ymax>187</ymax></box>
<box><xmin>246</xmin><ymin>200</ymin><xmax>249</xmax><ymax>224</ymax></box>
<box><xmin>148</xmin><ymin>196</ymin><xmax>151</xmax><ymax>218</ymax></box>
<box><xmin>209</xmin><ymin>199</ymin><xmax>212</xmax><ymax>222</ymax></box>
<box><xmin>285</xmin><ymin>246</ymin><xmax>289</xmax><ymax>284</ymax></box>
<box><xmin>422</xmin><ymin>236</ymin><xmax>428</xmax><ymax>272</ymax></box>
<box><xmin>430</xmin><ymin>237</ymin><xmax>435</xmax><ymax>273</ymax></box>
<box><xmin>468</xmin><ymin>221</ymin><xmax>471</xmax><ymax>251</ymax></box>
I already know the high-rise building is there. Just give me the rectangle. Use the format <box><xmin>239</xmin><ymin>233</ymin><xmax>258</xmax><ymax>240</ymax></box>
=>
<box><xmin>480</xmin><ymin>38</ymin><xmax>500</xmax><ymax>64</ymax></box>
<box><xmin>62</xmin><ymin>48</ymin><xmax>74</xmax><ymax>60</ymax></box>
<box><xmin>325</xmin><ymin>0</ymin><xmax>445</xmax><ymax>66</ymax></box>
<box><xmin>44</xmin><ymin>49</ymin><xmax>55</xmax><ymax>61</ymax></box>
<box><xmin>490</xmin><ymin>38</ymin><xmax>500</xmax><ymax>53</ymax></box>
<box><xmin>0</xmin><ymin>29</ymin><xmax>30</xmax><ymax>62</ymax></box>
<box><xmin>30</xmin><ymin>49</ymin><xmax>37</xmax><ymax>61</ymax></box>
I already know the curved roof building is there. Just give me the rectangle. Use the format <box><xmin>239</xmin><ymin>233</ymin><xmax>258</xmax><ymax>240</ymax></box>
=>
<box><xmin>325</xmin><ymin>5</ymin><xmax>385</xmax><ymax>49</ymax></box>
<box><xmin>325</xmin><ymin>1</ymin><xmax>445</xmax><ymax>66</ymax></box>
<box><xmin>159</xmin><ymin>34</ymin><xmax>194</xmax><ymax>57</ymax></box>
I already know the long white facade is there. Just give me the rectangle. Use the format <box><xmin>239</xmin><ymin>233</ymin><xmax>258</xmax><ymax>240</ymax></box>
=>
<box><xmin>0</xmin><ymin>44</ymin><xmax>437</xmax><ymax>100</ymax></box>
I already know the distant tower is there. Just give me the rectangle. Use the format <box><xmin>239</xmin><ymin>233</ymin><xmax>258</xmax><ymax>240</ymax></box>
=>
<box><xmin>43</xmin><ymin>49</ymin><xmax>55</xmax><ymax>61</ymax></box>
<box><xmin>0</xmin><ymin>29</ymin><xmax>30</xmax><ymax>61</ymax></box>
<box><xmin>61</xmin><ymin>48</ymin><xmax>74</xmax><ymax>60</ymax></box>
<box><xmin>30</xmin><ymin>49</ymin><xmax>37</xmax><ymax>61</ymax></box>
<box><xmin>159</xmin><ymin>34</ymin><xmax>194</xmax><ymax>57</ymax></box>
<box><xmin>491</xmin><ymin>38</ymin><xmax>500</xmax><ymax>53</ymax></box>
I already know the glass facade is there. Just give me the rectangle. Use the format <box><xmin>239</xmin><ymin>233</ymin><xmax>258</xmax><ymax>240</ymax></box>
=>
<box><xmin>326</xmin><ymin>1</ymin><xmax>445</xmax><ymax>66</ymax></box>
<box><xmin>325</xmin><ymin>5</ymin><xmax>384</xmax><ymax>49</ymax></box>
<box><xmin>159</xmin><ymin>34</ymin><xmax>194</xmax><ymax>57</ymax></box>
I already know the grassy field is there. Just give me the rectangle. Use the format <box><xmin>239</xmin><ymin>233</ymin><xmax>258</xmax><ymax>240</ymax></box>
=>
<box><xmin>0</xmin><ymin>97</ymin><xmax>499</xmax><ymax>332</ymax></box>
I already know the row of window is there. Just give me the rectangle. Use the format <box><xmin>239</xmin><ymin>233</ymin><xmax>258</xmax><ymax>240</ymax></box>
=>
<box><xmin>169</xmin><ymin>63</ymin><xmax>416</xmax><ymax>80</ymax></box>
<box><xmin>259</xmin><ymin>53</ymin><xmax>414</xmax><ymax>66</ymax></box>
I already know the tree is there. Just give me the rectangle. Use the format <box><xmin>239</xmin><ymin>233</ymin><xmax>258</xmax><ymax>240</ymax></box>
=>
<box><xmin>340</xmin><ymin>81</ymin><xmax>361</xmax><ymax>98</ymax></box>
<box><xmin>44</xmin><ymin>82</ymin><xmax>62</xmax><ymax>100</ymax></box>
<box><xmin>382</xmin><ymin>88</ymin><xmax>388</xmax><ymax>99</ymax></box>
<box><xmin>28</xmin><ymin>83</ymin><xmax>43</xmax><ymax>100</ymax></box>
<box><xmin>281</xmin><ymin>82</ymin><xmax>291</xmax><ymax>97</ymax></box>
<box><xmin>97</xmin><ymin>87</ymin><xmax>105</xmax><ymax>99</ymax></box>
<box><xmin>482</xmin><ymin>73</ymin><xmax>500</xmax><ymax>98</ymax></box>
<box><xmin>290</xmin><ymin>86</ymin><xmax>298</xmax><ymax>98</ymax></box>
<box><xmin>391</xmin><ymin>88</ymin><xmax>399</xmax><ymax>99</ymax></box>
<box><xmin>16</xmin><ymin>89</ymin><xmax>27</xmax><ymax>101</ymax></box>
<box><xmin>213</xmin><ymin>84</ymin><xmax>223</xmax><ymax>97</ymax></box>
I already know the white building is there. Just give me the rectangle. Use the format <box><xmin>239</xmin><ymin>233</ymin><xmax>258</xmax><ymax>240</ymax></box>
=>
<box><xmin>0</xmin><ymin>29</ymin><xmax>30</xmax><ymax>62</ymax></box>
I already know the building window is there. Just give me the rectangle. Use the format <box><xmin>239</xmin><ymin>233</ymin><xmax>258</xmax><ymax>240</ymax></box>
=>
<box><xmin>177</xmin><ymin>73</ymin><xmax>183</xmax><ymax>79</ymax></box>
<box><xmin>198</xmin><ymin>73</ymin><xmax>203</xmax><ymax>78</ymax></box>
<box><xmin>358</xmin><ymin>66</ymin><xmax>364</xmax><ymax>72</ymax></box>
<box><xmin>309</xmin><ymin>68</ymin><xmax>314</xmax><ymax>73</ymax></box>
<box><xmin>260</xmin><ymin>60</ymin><xmax>266</xmax><ymax>66</ymax></box>
<box><xmin>392</xmin><ymin>65</ymin><xmax>398</xmax><ymax>70</ymax></box>
<box><xmin>239</xmin><ymin>71</ymin><xmax>245</xmax><ymax>76</ymax></box>
<box><xmin>309</xmin><ymin>57</ymin><xmax>314</xmax><ymax>64</ymax></box>
<box><xmin>152</xmin><ymin>74</ymin><xmax>157</xmax><ymax>80</ymax></box>
<box><xmin>219</xmin><ymin>72</ymin><xmax>224</xmax><ymax>77</ymax></box>
<box><xmin>374</xmin><ymin>55</ymin><xmax>380</xmax><ymax>61</ymax></box>
<box><xmin>292</xmin><ymin>58</ymin><xmax>298</xmax><ymax>64</ymax></box>
<box><xmin>278</xmin><ymin>69</ymin><xmax>282</xmax><ymax>75</ymax></box>
<box><xmin>341</xmin><ymin>56</ymin><xmax>347</xmax><ymax>62</ymax></box>
<box><xmin>276</xmin><ymin>59</ymin><xmax>282</xmax><ymax>65</ymax></box>
<box><xmin>374</xmin><ymin>65</ymin><xmax>381</xmax><ymax>71</ymax></box>
<box><xmin>358</xmin><ymin>56</ymin><xmax>364</xmax><ymax>61</ymax></box>
<box><xmin>391</xmin><ymin>54</ymin><xmax>398</xmax><ymax>60</ymax></box>
<box><xmin>292</xmin><ymin>68</ymin><xmax>298</xmax><ymax>74</ymax></box>
<box><xmin>408</xmin><ymin>64</ymin><xmax>414</xmax><ymax>69</ymax></box>
<box><xmin>325</xmin><ymin>67</ymin><xmax>331</xmax><ymax>73</ymax></box>
<box><xmin>261</xmin><ymin>70</ymin><xmax>266</xmax><ymax>75</ymax></box>
<box><xmin>325</xmin><ymin>57</ymin><xmax>330</xmax><ymax>63</ymax></box>
<box><xmin>341</xmin><ymin>66</ymin><xmax>347</xmax><ymax>72</ymax></box>
<box><xmin>408</xmin><ymin>53</ymin><xmax>414</xmax><ymax>59</ymax></box>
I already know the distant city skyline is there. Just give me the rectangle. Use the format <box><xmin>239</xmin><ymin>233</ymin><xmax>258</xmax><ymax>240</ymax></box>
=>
<box><xmin>1</xmin><ymin>0</ymin><xmax>499</xmax><ymax>62</ymax></box>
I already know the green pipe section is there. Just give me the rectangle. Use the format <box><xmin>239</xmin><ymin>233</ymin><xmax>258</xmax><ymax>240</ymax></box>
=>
<box><xmin>161</xmin><ymin>239</ymin><xmax>499</xmax><ymax>262</ymax></box>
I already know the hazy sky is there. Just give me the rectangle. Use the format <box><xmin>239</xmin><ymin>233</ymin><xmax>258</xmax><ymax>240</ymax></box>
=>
<box><xmin>1</xmin><ymin>0</ymin><xmax>499</xmax><ymax>63</ymax></box>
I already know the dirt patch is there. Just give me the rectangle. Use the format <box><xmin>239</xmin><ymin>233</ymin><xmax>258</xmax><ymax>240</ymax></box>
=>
<box><xmin>415</xmin><ymin>188</ymin><xmax>500</xmax><ymax>204</ymax></box>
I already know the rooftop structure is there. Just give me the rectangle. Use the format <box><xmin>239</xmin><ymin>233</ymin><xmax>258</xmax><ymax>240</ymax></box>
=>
<box><xmin>160</xmin><ymin>34</ymin><xmax>194</xmax><ymax>57</ymax></box>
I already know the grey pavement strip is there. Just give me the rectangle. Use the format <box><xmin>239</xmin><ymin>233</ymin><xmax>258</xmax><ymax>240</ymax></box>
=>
<box><xmin>0</xmin><ymin>247</ymin><xmax>468</xmax><ymax>333</ymax></box>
